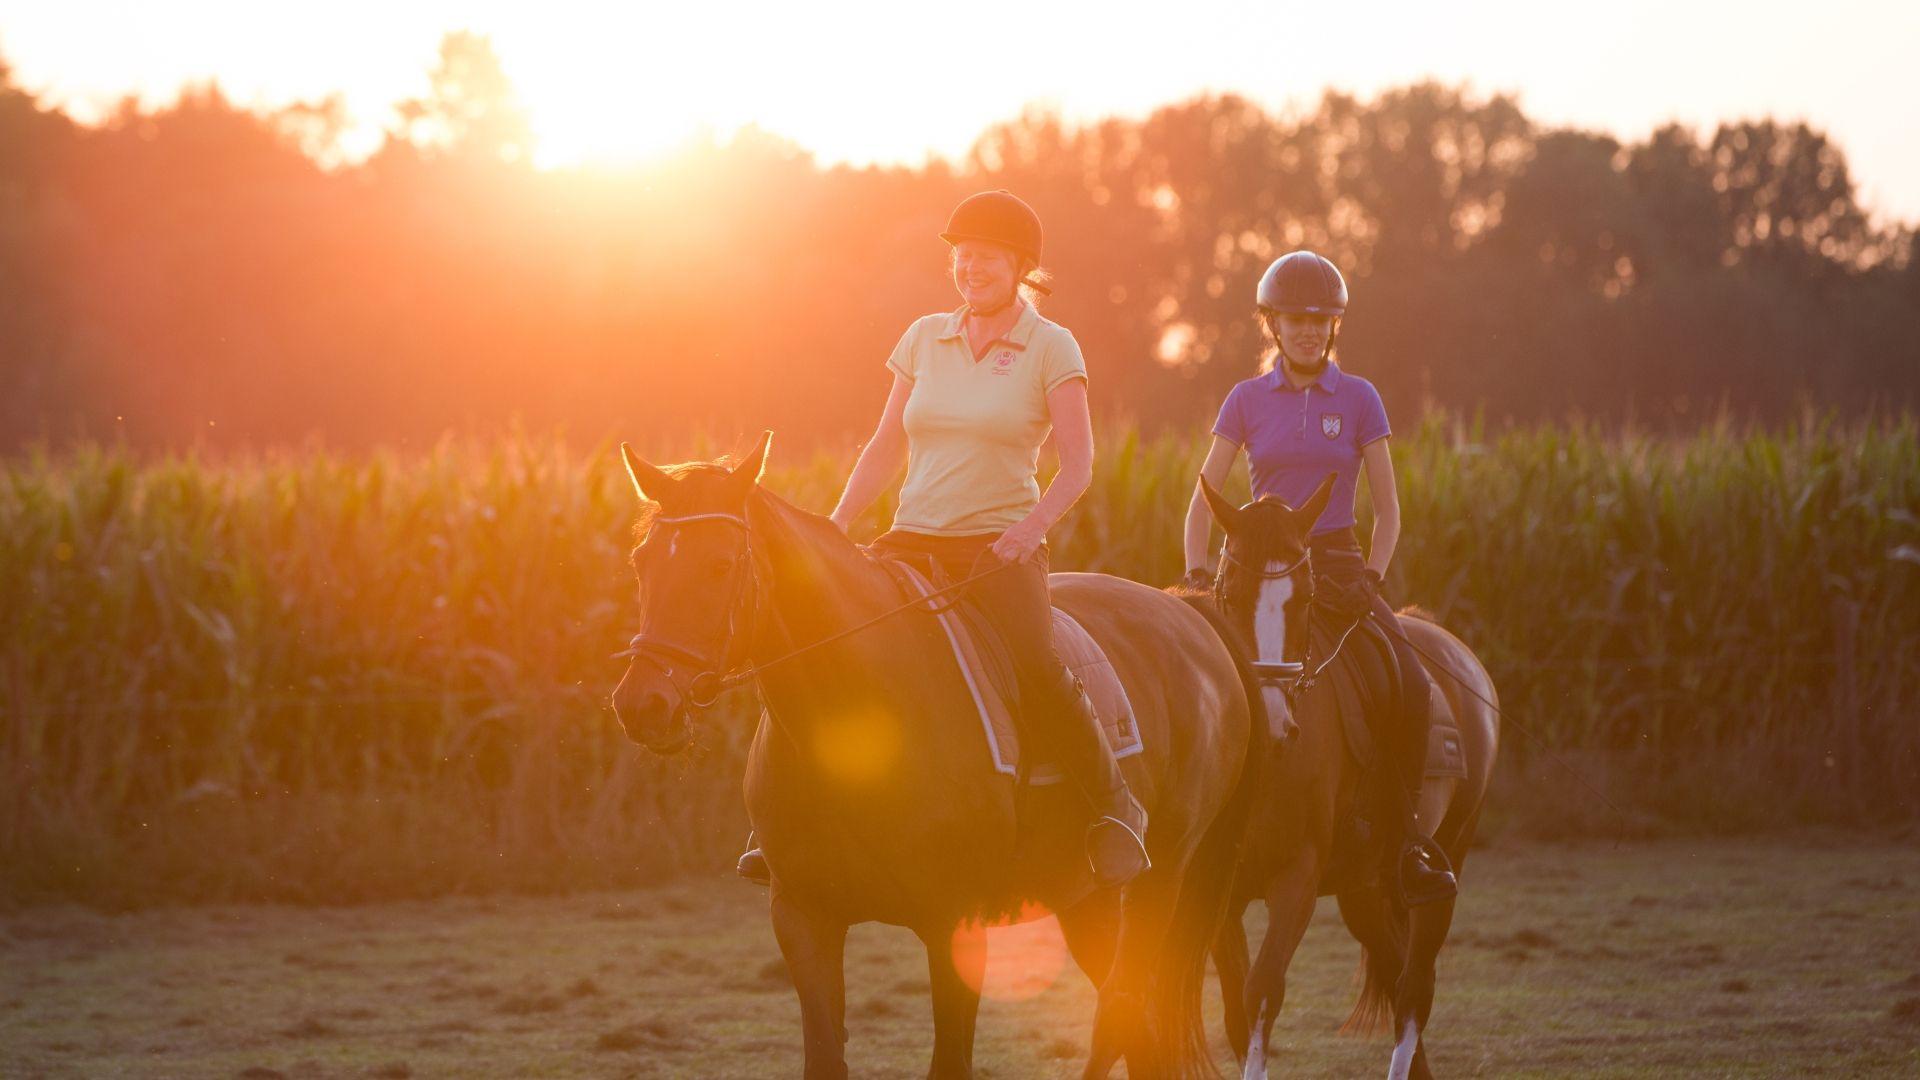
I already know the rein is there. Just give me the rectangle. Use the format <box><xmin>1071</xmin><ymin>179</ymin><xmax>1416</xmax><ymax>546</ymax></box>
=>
<box><xmin>614</xmin><ymin>510</ymin><xmax>1014</xmax><ymax>709</ymax></box>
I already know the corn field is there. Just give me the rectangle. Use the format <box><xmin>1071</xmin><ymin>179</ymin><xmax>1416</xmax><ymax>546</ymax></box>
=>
<box><xmin>4</xmin><ymin>417</ymin><xmax>1917</xmax><ymax>907</ymax></box>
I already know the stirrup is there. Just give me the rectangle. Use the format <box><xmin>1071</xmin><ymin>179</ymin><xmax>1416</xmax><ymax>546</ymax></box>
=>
<box><xmin>1085</xmin><ymin>810</ymin><xmax>1151</xmax><ymax>889</ymax></box>
<box><xmin>736</xmin><ymin>847</ymin><xmax>771</xmax><ymax>886</ymax></box>
<box><xmin>1394</xmin><ymin>839</ymin><xmax>1457</xmax><ymax>907</ymax></box>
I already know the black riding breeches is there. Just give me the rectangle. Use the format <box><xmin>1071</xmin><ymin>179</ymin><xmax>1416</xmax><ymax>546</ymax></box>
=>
<box><xmin>869</xmin><ymin>530</ymin><xmax>1078</xmax><ymax>714</ymax></box>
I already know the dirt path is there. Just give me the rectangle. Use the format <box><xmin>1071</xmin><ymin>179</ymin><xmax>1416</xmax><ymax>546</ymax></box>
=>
<box><xmin>5</xmin><ymin>837</ymin><xmax>1918</xmax><ymax>1078</ymax></box>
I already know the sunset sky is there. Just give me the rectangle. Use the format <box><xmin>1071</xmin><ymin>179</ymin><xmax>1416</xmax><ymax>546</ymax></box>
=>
<box><xmin>5</xmin><ymin>0</ymin><xmax>1917</xmax><ymax>221</ymax></box>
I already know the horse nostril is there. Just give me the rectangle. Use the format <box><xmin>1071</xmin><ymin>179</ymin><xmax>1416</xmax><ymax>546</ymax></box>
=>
<box><xmin>613</xmin><ymin>685</ymin><xmax>682</xmax><ymax>744</ymax></box>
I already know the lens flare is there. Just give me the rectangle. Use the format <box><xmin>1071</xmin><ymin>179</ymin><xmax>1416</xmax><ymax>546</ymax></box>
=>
<box><xmin>810</xmin><ymin>709</ymin><xmax>903</xmax><ymax>785</ymax></box>
<box><xmin>956</xmin><ymin>902</ymin><xmax>1070</xmax><ymax>1003</ymax></box>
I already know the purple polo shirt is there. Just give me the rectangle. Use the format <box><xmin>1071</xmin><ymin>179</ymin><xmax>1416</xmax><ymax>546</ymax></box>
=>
<box><xmin>1211</xmin><ymin>362</ymin><xmax>1391</xmax><ymax>535</ymax></box>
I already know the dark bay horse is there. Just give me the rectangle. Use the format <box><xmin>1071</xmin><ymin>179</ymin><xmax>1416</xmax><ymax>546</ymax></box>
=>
<box><xmin>610</xmin><ymin>434</ymin><xmax>1263</xmax><ymax>1079</ymax></box>
<box><xmin>1197</xmin><ymin>477</ymin><xmax>1500</xmax><ymax>1080</ymax></box>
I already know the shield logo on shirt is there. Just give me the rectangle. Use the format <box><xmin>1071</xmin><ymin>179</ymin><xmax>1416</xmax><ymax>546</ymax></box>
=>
<box><xmin>992</xmin><ymin>350</ymin><xmax>1017</xmax><ymax>374</ymax></box>
<box><xmin>1321</xmin><ymin>413</ymin><xmax>1343</xmax><ymax>439</ymax></box>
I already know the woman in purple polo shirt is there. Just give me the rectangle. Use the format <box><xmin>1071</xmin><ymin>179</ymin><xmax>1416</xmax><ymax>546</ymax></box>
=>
<box><xmin>1181</xmin><ymin>250</ymin><xmax>1456</xmax><ymax>906</ymax></box>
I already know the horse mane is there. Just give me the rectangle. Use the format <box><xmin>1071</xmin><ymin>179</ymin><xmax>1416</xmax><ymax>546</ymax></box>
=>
<box><xmin>625</xmin><ymin>452</ymin><xmax>852</xmax><ymax>556</ymax></box>
<box><xmin>1174</xmin><ymin>589</ymin><xmax>1271</xmax><ymax>739</ymax></box>
<box><xmin>628</xmin><ymin>459</ymin><xmax>736</xmax><ymax>543</ymax></box>
<box><xmin>1396</xmin><ymin>603</ymin><xmax>1438</xmax><ymax>624</ymax></box>
<box><xmin>743</xmin><ymin>485</ymin><xmax>901</xmax><ymax>603</ymax></box>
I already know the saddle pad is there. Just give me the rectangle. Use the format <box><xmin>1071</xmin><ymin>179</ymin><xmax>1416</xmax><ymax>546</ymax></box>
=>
<box><xmin>883</xmin><ymin>560</ymin><xmax>1142</xmax><ymax>785</ymax></box>
<box><xmin>1337</xmin><ymin>617</ymin><xmax>1470</xmax><ymax>780</ymax></box>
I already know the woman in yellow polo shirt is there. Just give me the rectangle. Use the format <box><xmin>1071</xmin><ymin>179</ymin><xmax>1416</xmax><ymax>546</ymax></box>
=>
<box><xmin>736</xmin><ymin>191</ymin><xmax>1149</xmax><ymax>889</ymax></box>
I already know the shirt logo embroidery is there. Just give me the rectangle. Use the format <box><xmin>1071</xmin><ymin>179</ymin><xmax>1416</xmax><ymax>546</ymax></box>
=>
<box><xmin>1321</xmin><ymin>413</ymin><xmax>1343</xmax><ymax>439</ymax></box>
<box><xmin>991</xmin><ymin>350</ymin><xmax>1017</xmax><ymax>375</ymax></box>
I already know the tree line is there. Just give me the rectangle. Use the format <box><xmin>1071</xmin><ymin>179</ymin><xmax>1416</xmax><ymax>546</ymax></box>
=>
<box><xmin>2</xmin><ymin>34</ymin><xmax>1915</xmax><ymax>453</ymax></box>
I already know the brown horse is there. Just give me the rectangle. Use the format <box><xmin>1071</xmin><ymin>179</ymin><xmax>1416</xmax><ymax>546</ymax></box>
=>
<box><xmin>1196</xmin><ymin>476</ymin><xmax>1500</xmax><ymax>1080</ymax></box>
<box><xmin>609</xmin><ymin>434</ymin><xmax>1263</xmax><ymax>1080</ymax></box>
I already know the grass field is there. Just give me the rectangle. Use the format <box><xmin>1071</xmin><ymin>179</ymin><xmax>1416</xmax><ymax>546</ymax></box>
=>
<box><xmin>5</xmin><ymin>836</ymin><xmax>1918</xmax><ymax>1078</ymax></box>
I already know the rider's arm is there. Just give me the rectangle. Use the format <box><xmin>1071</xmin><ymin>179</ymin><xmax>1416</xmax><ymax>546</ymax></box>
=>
<box><xmin>829</xmin><ymin>372</ymin><xmax>913</xmax><ymax>531</ymax></box>
<box><xmin>1361</xmin><ymin>437</ymin><xmax>1399</xmax><ymax>577</ymax></box>
<box><xmin>1184</xmin><ymin>435</ymin><xmax>1241</xmax><ymax>574</ymax></box>
<box><xmin>1028</xmin><ymin>377</ymin><xmax>1094</xmax><ymax>529</ymax></box>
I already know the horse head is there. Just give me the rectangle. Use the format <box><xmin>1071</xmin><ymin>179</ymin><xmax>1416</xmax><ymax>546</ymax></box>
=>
<box><xmin>610</xmin><ymin>432</ymin><xmax>772</xmax><ymax>753</ymax></box>
<box><xmin>1198</xmin><ymin>472</ymin><xmax>1336</xmax><ymax>703</ymax></box>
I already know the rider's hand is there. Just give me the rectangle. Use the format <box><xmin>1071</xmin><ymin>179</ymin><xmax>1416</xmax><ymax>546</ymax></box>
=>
<box><xmin>990</xmin><ymin>518</ymin><xmax>1047</xmax><ymax>564</ymax></box>
<box><xmin>1364</xmin><ymin>568</ymin><xmax>1388</xmax><ymax>605</ymax></box>
<box><xmin>1182</xmin><ymin>568</ymin><xmax>1214</xmax><ymax>591</ymax></box>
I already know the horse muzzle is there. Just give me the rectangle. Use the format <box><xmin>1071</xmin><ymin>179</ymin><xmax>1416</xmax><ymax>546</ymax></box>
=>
<box><xmin>1252</xmin><ymin>660</ymin><xmax>1304</xmax><ymax>745</ymax></box>
<box><xmin>610</xmin><ymin>673</ymin><xmax>694</xmax><ymax>754</ymax></box>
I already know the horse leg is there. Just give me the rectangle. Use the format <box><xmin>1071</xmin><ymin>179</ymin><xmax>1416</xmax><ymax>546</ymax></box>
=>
<box><xmin>1050</xmin><ymin>893</ymin><xmax>1120</xmax><ymax>1075</ymax></box>
<box><xmin>1213</xmin><ymin>899</ymin><xmax>1252</xmax><ymax>1063</ymax></box>
<box><xmin>1240</xmin><ymin>860</ymin><xmax>1320</xmax><ymax>1080</ymax></box>
<box><xmin>1389</xmin><ymin>893</ymin><xmax>1457</xmax><ymax>1080</ymax></box>
<box><xmin>917</xmin><ymin>921</ymin><xmax>987</xmax><ymax>1080</ymax></box>
<box><xmin>1058</xmin><ymin>890</ymin><xmax>1120</xmax><ymax>987</ymax></box>
<box><xmin>1087</xmin><ymin>869</ymin><xmax>1181</xmax><ymax>1079</ymax></box>
<box><xmin>770</xmin><ymin>891</ymin><xmax>850</xmax><ymax>1080</ymax></box>
<box><xmin>1389</xmin><ymin>779</ymin><xmax>1467</xmax><ymax>1080</ymax></box>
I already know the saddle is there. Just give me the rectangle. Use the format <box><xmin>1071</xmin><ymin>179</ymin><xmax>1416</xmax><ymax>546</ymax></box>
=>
<box><xmin>877</xmin><ymin>558</ymin><xmax>1142</xmax><ymax>784</ymax></box>
<box><xmin>1313</xmin><ymin>611</ymin><xmax>1468</xmax><ymax>781</ymax></box>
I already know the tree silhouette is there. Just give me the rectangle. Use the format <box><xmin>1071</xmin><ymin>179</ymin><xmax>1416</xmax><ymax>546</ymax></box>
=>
<box><xmin>392</xmin><ymin>32</ymin><xmax>532</xmax><ymax>166</ymax></box>
<box><xmin>0</xmin><ymin>45</ymin><xmax>1913</xmax><ymax>451</ymax></box>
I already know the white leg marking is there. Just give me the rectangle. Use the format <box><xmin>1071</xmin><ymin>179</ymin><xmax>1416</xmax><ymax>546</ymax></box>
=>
<box><xmin>1387</xmin><ymin>1015</ymin><xmax>1419</xmax><ymax>1080</ymax></box>
<box><xmin>1242</xmin><ymin>1004</ymin><xmax>1267</xmax><ymax>1080</ymax></box>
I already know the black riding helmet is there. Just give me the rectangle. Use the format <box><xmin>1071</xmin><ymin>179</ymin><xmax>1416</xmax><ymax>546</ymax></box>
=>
<box><xmin>1256</xmin><ymin>251</ymin><xmax>1348</xmax><ymax>316</ymax></box>
<box><xmin>941</xmin><ymin>190</ymin><xmax>1044</xmax><ymax>264</ymax></box>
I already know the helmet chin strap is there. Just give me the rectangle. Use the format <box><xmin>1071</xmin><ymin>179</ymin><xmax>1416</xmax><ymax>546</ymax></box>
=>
<box><xmin>1268</xmin><ymin>319</ymin><xmax>1337</xmax><ymax>377</ymax></box>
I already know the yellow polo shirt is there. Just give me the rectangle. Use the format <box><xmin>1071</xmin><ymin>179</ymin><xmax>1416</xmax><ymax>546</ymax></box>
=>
<box><xmin>886</xmin><ymin>303</ymin><xmax>1088</xmax><ymax>536</ymax></box>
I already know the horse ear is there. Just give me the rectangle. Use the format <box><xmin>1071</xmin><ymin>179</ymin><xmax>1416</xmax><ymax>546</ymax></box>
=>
<box><xmin>621</xmin><ymin>443</ymin><xmax>675</xmax><ymax>504</ymax></box>
<box><xmin>729</xmin><ymin>430</ymin><xmax>773</xmax><ymax>491</ymax></box>
<box><xmin>1198</xmin><ymin>475</ymin><xmax>1242</xmax><ymax>532</ymax></box>
<box><xmin>1294</xmin><ymin>472</ymin><xmax>1338</xmax><ymax>530</ymax></box>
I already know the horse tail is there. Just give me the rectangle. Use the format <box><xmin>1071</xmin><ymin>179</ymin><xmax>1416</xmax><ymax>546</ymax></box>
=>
<box><xmin>1339</xmin><ymin>890</ymin><xmax>1408</xmax><ymax>1036</ymax></box>
<box><xmin>1146</xmin><ymin>596</ymin><xmax>1271</xmax><ymax>1077</ymax></box>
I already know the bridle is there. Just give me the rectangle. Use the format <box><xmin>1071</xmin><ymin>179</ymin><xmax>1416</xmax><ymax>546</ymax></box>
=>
<box><xmin>613</xmin><ymin>511</ymin><xmax>764</xmax><ymax>710</ymax></box>
<box><xmin>1211</xmin><ymin>528</ymin><xmax>1357</xmax><ymax>698</ymax></box>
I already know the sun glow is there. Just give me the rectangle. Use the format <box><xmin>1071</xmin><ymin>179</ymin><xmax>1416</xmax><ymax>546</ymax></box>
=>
<box><xmin>501</xmin><ymin>26</ymin><xmax>717</xmax><ymax>168</ymax></box>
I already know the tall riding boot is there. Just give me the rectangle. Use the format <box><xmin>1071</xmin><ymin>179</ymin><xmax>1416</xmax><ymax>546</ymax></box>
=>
<box><xmin>1042</xmin><ymin>672</ymin><xmax>1151</xmax><ymax>888</ymax></box>
<box><xmin>736</xmin><ymin>831</ymin><xmax>770</xmax><ymax>886</ymax></box>
<box><xmin>1381</xmin><ymin>625</ymin><xmax>1456</xmax><ymax>906</ymax></box>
